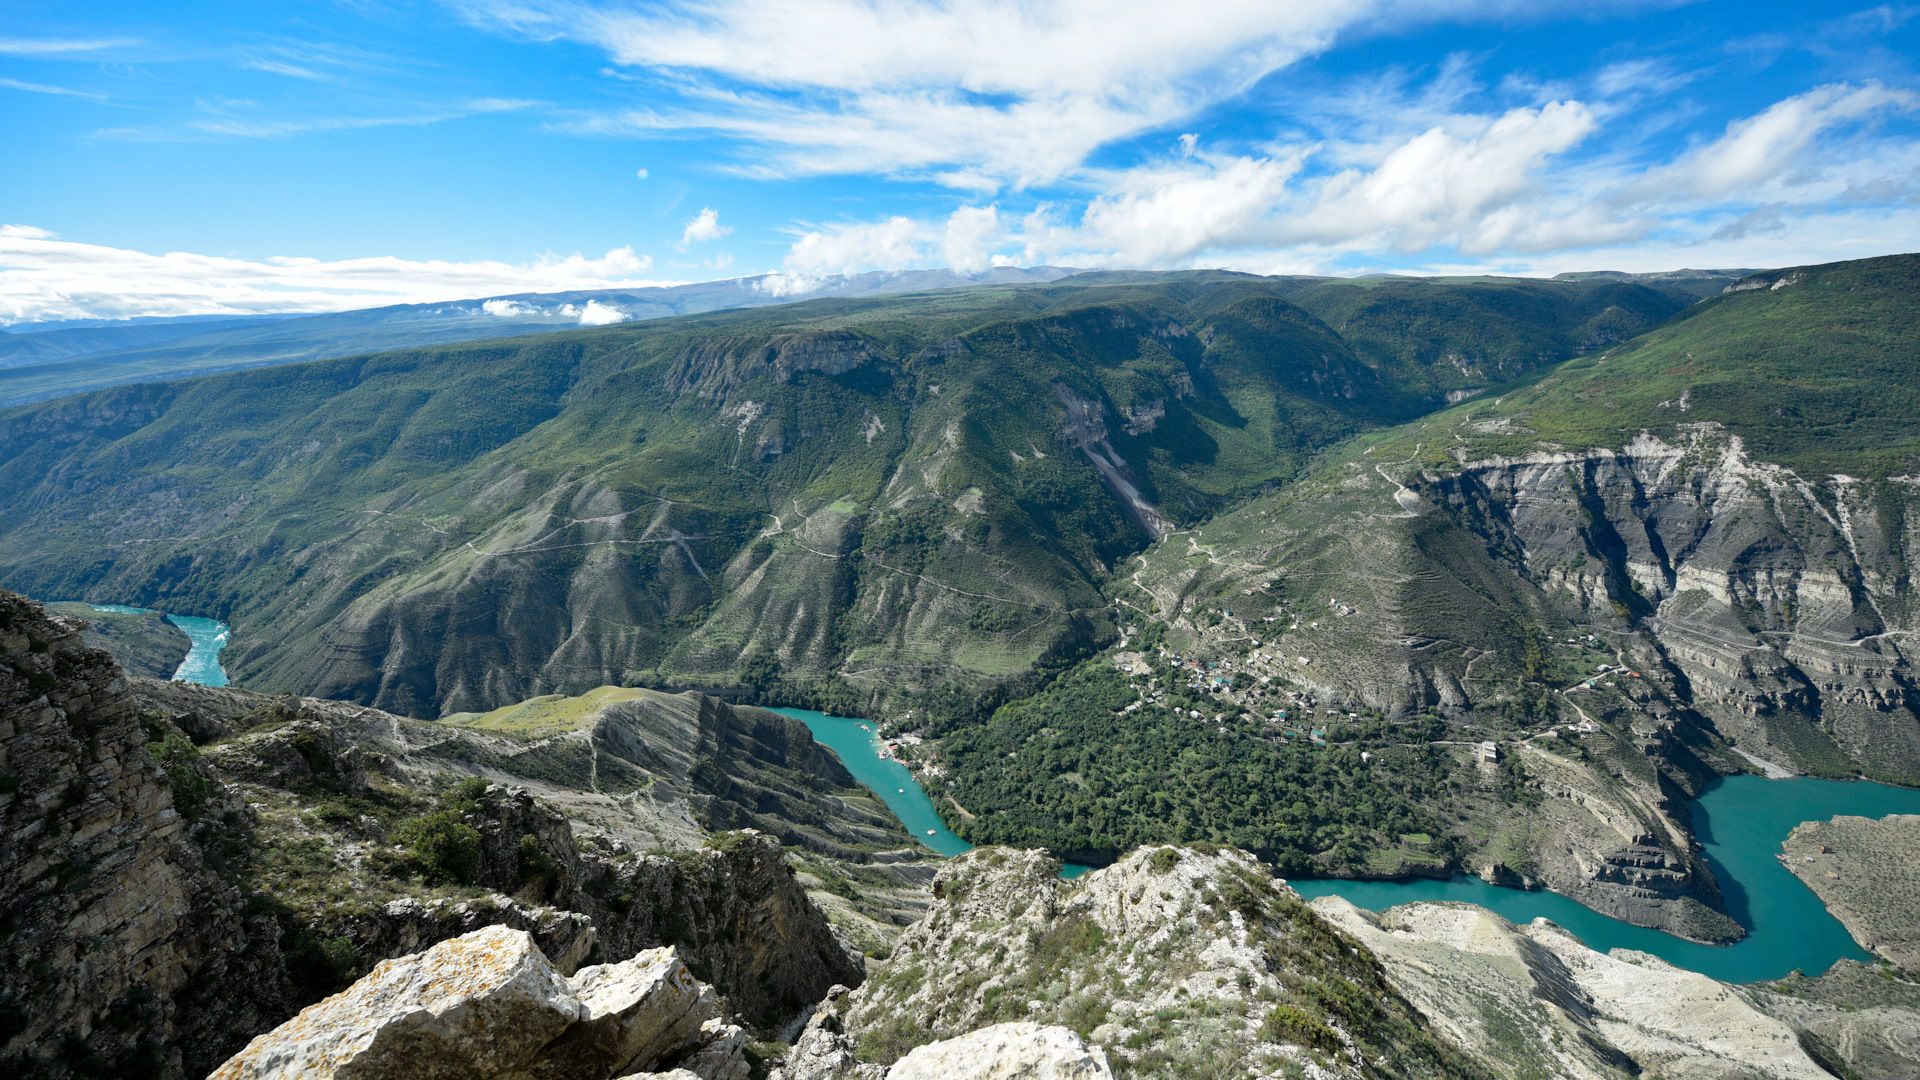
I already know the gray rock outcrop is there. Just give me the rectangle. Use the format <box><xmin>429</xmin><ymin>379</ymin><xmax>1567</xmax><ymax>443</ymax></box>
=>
<box><xmin>887</xmin><ymin>1023</ymin><xmax>1111</xmax><ymax>1080</ymax></box>
<box><xmin>1312</xmin><ymin>896</ymin><xmax>1833</xmax><ymax>1080</ymax></box>
<box><xmin>212</xmin><ymin>926</ymin><xmax>748</xmax><ymax>1080</ymax></box>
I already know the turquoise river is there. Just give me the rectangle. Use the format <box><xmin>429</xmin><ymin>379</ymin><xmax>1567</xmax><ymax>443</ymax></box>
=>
<box><xmin>84</xmin><ymin>603</ymin><xmax>229</xmax><ymax>686</ymax></box>
<box><xmin>113</xmin><ymin>612</ymin><xmax>1914</xmax><ymax>984</ymax></box>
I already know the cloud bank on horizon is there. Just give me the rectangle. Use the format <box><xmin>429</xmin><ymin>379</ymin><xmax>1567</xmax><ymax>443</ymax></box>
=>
<box><xmin>3</xmin><ymin>0</ymin><xmax>1919</xmax><ymax>322</ymax></box>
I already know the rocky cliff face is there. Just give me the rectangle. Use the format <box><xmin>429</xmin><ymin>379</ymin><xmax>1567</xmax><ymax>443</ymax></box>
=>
<box><xmin>1438</xmin><ymin>426</ymin><xmax>1920</xmax><ymax>784</ymax></box>
<box><xmin>0</xmin><ymin>593</ymin><xmax>292</xmax><ymax>1078</ymax></box>
<box><xmin>0</xmin><ymin>590</ymin><xmax>881</xmax><ymax>1077</ymax></box>
<box><xmin>126</xmin><ymin>678</ymin><xmax>871</xmax><ymax>1036</ymax></box>
<box><xmin>43</xmin><ymin>602</ymin><xmax>191</xmax><ymax>679</ymax></box>
<box><xmin>1114</xmin><ymin>418</ymin><xmax>1920</xmax><ymax>939</ymax></box>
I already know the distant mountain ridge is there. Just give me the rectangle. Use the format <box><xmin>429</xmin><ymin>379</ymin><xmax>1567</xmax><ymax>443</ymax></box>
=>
<box><xmin>0</xmin><ymin>265</ymin><xmax>1083</xmax><ymax>407</ymax></box>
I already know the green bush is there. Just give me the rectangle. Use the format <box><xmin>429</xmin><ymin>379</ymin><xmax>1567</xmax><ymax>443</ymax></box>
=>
<box><xmin>401</xmin><ymin>810</ymin><xmax>481</xmax><ymax>884</ymax></box>
<box><xmin>1258</xmin><ymin>1003</ymin><xmax>1339</xmax><ymax>1052</ymax></box>
<box><xmin>145</xmin><ymin>734</ymin><xmax>215</xmax><ymax>819</ymax></box>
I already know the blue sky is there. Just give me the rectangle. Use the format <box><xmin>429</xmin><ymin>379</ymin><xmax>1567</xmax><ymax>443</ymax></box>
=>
<box><xmin>3</xmin><ymin>0</ymin><xmax>1919</xmax><ymax>322</ymax></box>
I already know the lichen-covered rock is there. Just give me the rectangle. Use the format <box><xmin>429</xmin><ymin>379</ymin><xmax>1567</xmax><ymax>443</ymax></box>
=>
<box><xmin>370</xmin><ymin>896</ymin><xmax>597</xmax><ymax>977</ymax></box>
<box><xmin>888</xmin><ymin>1024</ymin><xmax>1111</xmax><ymax>1080</ymax></box>
<box><xmin>771</xmin><ymin>985</ymin><xmax>883</xmax><ymax>1080</ymax></box>
<box><xmin>204</xmin><ymin>717</ymin><xmax>368</xmax><ymax>792</ymax></box>
<box><xmin>528</xmin><ymin>947</ymin><xmax>713</xmax><ymax>1079</ymax></box>
<box><xmin>213</xmin><ymin>928</ymin><xmax>767</xmax><ymax>1080</ymax></box>
<box><xmin>211</xmin><ymin>925</ymin><xmax>585</xmax><ymax>1080</ymax></box>
<box><xmin>671</xmin><ymin>1018</ymin><xmax>751</xmax><ymax>1080</ymax></box>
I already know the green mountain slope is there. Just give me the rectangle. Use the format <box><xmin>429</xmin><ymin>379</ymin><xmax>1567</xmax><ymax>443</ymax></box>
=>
<box><xmin>919</xmin><ymin>254</ymin><xmax>1920</xmax><ymax>938</ymax></box>
<box><xmin>0</xmin><ymin>272</ymin><xmax>1680</xmax><ymax>721</ymax></box>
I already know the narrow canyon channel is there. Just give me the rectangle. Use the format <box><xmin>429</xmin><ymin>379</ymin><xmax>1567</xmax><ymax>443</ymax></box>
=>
<box><xmin>85</xmin><ymin>603</ymin><xmax>229</xmax><ymax>686</ymax></box>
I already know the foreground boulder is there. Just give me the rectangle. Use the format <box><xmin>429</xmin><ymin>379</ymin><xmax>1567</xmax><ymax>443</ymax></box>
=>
<box><xmin>213</xmin><ymin>927</ymin><xmax>747</xmax><ymax>1080</ymax></box>
<box><xmin>776</xmin><ymin>1014</ymin><xmax>1111</xmax><ymax>1080</ymax></box>
<box><xmin>888</xmin><ymin>1024</ymin><xmax>1111</xmax><ymax>1080</ymax></box>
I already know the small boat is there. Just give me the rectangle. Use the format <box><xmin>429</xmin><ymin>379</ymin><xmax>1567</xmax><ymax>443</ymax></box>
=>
<box><xmin>898</xmin><ymin>788</ymin><xmax>904</xmax><ymax>793</ymax></box>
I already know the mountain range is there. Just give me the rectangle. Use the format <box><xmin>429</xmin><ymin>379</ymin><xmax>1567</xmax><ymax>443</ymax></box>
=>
<box><xmin>2</xmin><ymin>255</ymin><xmax>1917</xmax><ymax>944</ymax></box>
<box><xmin>0</xmin><ymin>267</ymin><xmax>1081</xmax><ymax>408</ymax></box>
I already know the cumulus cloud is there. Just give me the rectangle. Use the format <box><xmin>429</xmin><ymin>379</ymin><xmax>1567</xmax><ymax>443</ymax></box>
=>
<box><xmin>1070</xmin><ymin>151</ymin><xmax>1303</xmax><ymax>264</ymax></box>
<box><xmin>758</xmin><ymin>79</ymin><xmax>1920</xmax><ymax>275</ymax></box>
<box><xmin>0</xmin><ymin>233</ymin><xmax>676</xmax><ymax>324</ymax></box>
<box><xmin>1288</xmin><ymin>100</ymin><xmax>1609</xmax><ymax>254</ymax></box>
<box><xmin>575</xmin><ymin>299</ymin><xmax>630</xmax><ymax>324</ymax></box>
<box><xmin>785</xmin><ymin>216</ymin><xmax>923</xmax><ymax>276</ymax></box>
<box><xmin>680</xmin><ymin>206</ymin><xmax>731</xmax><ymax>246</ymax></box>
<box><xmin>941</xmin><ymin>205</ymin><xmax>1002</xmax><ymax>274</ymax></box>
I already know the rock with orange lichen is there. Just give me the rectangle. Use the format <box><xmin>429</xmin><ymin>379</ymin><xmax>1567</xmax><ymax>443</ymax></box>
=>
<box><xmin>211</xmin><ymin>925</ymin><xmax>586</xmax><ymax>1080</ymax></box>
<box><xmin>211</xmin><ymin>926</ymin><xmax>747</xmax><ymax>1080</ymax></box>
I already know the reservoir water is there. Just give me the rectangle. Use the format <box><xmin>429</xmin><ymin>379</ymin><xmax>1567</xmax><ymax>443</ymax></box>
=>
<box><xmin>778</xmin><ymin>700</ymin><xmax>1920</xmax><ymax>984</ymax></box>
<box><xmin>1297</xmin><ymin>772</ymin><xmax>1920</xmax><ymax>983</ymax></box>
<box><xmin>83</xmin><ymin>603</ymin><xmax>230</xmax><ymax>686</ymax></box>
<box><xmin>773</xmin><ymin>706</ymin><xmax>1094</xmax><ymax>876</ymax></box>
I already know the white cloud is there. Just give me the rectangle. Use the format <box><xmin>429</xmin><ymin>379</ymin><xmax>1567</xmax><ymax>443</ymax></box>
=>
<box><xmin>576</xmin><ymin>299</ymin><xmax>630</xmax><ymax>324</ymax></box>
<box><xmin>1636</xmin><ymin>82</ymin><xmax>1919</xmax><ymax>200</ymax></box>
<box><xmin>941</xmin><ymin>205</ymin><xmax>1002</xmax><ymax>274</ymax></box>
<box><xmin>761</xmin><ymin>82</ymin><xmax>1920</xmax><ymax>274</ymax></box>
<box><xmin>0</xmin><ymin>77</ymin><xmax>107</xmax><ymax>99</ymax></box>
<box><xmin>1287</xmin><ymin>100</ymin><xmax>1607</xmax><ymax>254</ymax></box>
<box><xmin>0</xmin><ymin>233</ymin><xmax>678</xmax><ymax>324</ymax></box>
<box><xmin>1071</xmin><ymin>152</ymin><xmax>1303</xmax><ymax>264</ymax></box>
<box><xmin>680</xmin><ymin>206</ymin><xmax>731</xmax><ymax>246</ymax></box>
<box><xmin>482</xmin><ymin>298</ymin><xmax>532</xmax><ymax>316</ymax></box>
<box><xmin>472</xmin><ymin>0</ymin><xmax>1523</xmax><ymax>187</ymax></box>
<box><xmin>785</xmin><ymin>216</ymin><xmax>923</xmax><ymax>276</ymax></box>
<box><xmin>0</xmin><ymin>37</ymin><xmax>136</xmax><ymax>55</ymax></box>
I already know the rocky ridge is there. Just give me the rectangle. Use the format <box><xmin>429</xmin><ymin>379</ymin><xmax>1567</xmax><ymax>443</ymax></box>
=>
<box><xmin>0</xmin><ymin>592</ymin><xmax>871</xmax><ymax>1077</ymax></box>
<box><xmin>790</xmin><ymin>844</ymin><xmax>1483</xmax><ymax>1080</ymax></box>
<box><xmin>0</xmin><ymin>593</ymin><xmax>292</xmax><ymax>1077</ymax></box>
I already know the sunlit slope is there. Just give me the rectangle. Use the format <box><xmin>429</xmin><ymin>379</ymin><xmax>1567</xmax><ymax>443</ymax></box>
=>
<box><xmin>0</xmin><ymin>272</ymin><xmax>1682</xmax><ymax>717</ymax></box>
<box><xmin>1124</xmin><ymin>253</ymin><xmax>1920</xmax><ymax>784</ymax></box>
<box><xmin>1376</xmin><ymin>253</ymin><xmax>1920</xmax><ymax>474</ymax></box>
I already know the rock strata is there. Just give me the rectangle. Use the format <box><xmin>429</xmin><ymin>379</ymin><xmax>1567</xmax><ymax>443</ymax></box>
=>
<box><xmin>0</xmin><ymin>592</ymin><xmax>293</xmax><ymax>1078</ymax></box>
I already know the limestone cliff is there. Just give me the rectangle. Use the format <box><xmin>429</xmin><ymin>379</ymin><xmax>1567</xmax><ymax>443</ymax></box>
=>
<box><xmin>0</xmin><ymin>590</ymin><xmax>878</xmax><ymax>1076</ymax></box>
